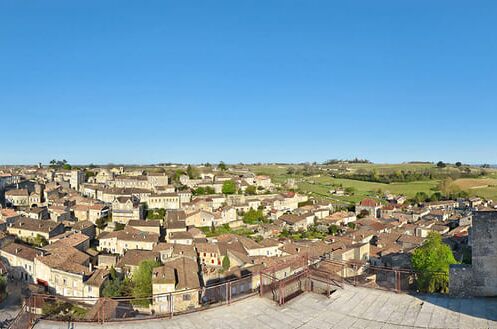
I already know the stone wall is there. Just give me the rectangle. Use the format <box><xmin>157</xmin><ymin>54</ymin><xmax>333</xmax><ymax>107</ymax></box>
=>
<box><xmin>449</xmin><ymin>211</ymin><xmax>497</xmax><ymax>296</ymax></box>
<box><xmin>449</xmin><ymin>264</ymin><xmax>473</xmax><ymax>297</ymax></box>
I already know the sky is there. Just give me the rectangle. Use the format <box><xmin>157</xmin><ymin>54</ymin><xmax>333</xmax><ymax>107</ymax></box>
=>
<box><xmin>1</xmin><ymin>0</ymin><xmax>497</xmax><ymax>165</ymax></box>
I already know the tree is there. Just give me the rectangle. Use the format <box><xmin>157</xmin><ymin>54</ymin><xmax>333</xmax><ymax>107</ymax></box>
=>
<box><xmin>455</xmin><ymin>162</ymin><xmax>462</xmax><ymax>167</ymax></box>
<box><xmin>222</xmin><ymin>180</ymin><xmax>236</xmax><ymax>195</ymax></box>
<box><xmin>222</xmin><ymin>256</ymin><xmax>231</xmax><ymax>271</ymax></box>
<box><xmin>96</xmin><ymin>217</ymin><xmax>107</xmax><ymax>230</ymax></box>
<box><xmin>102</xmin><ymin>277</ymin><xmax>122</xmax><ymax>297</ymax></box>
<box><xmin>218</xmin><ymin>161</ymin><xmax>227</xmax><ymax>171</ymax></box>
<box><xmin>344</xmin><ymin>187</ymin><xmax>355</xmax><ymax>194</ymax></box>
<box><xmin>438</xmin><ymin>178</ymin><xmax>459</xmax><ymax>196</ymax></box>
<box><xmin>430</xmin><ymin>192</ymin><xmax>443</xmax><ymax>202</ymax></box>
<box><xmin>413</xmin><ymin>192</ymin><xmax>429</xmax><ymax>204</ymax></box>
<box><xmin>347</xmin><ymin>222</ymin><xmax>356</xmax><ymax>230</ymax></box>
<box><xmin>194</xmin><ymin>187</ymin><xmax>206</xmax><ymax>195</ymax></box>
<box><xmin>186</xmin><ymin>165</ymin><xmax>198</xmax><ymax>179</ymax></box>
<box><xmin>245</xmin><ymin>185</ymin><xmax>257</xmax><ymax>195</ymax></box>
<box><xmin>132</xmin><ymin>259</ymin><xmax>161</xmax><ymax>307</ymax></box>
<box><xmin>328</xmin><ymin>224</ymin><xmax>339</xmax><ymax>235</ymax></box>
<box><xmin>32</xmin><ymin>234</ymin><xmax>48</xmax><ymax>247</ymax></box>
<box><xmin>173</xmin><ymin>169</ymin><xmax>186</xmax><ymax>183</ymax></box>
<box><xmin>411</xmin><ymin>232</ymin><xmax>457</xmax><ymax>293</ymax></box>
<box><xmin>243</xmin><ymin>208</ymin><xmax>265</xmax><ymax>224</ymax></box>
<box><xmin>436</xmin><ymin>161</ymin><xmax>446</xmax><ymax>168</ymax></box>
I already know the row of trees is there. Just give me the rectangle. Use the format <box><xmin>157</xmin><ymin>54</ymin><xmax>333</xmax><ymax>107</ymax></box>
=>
<box><xmin>322</xmin><ymin>158</ymin><xmax>371</xmax><ymax>165</ymax></box>
<box><xmin>49</xmin><ymin>159</ymin><xmax>72</xmax><ymax>170</ymax></box>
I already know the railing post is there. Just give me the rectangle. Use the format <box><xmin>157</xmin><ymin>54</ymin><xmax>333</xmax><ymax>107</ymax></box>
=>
<box><xmin>395</xmin><ymin>270</ymin><xmax>400</xmax><ymax>293</ymax></box>
<box><xmin>259</xmin><ymin>273</ymin><xmax>263</xmax><ymax>297</ymax></box>
<box><xmin>228</xmin><ymin>281</ymin><xmax>231</xmax><ymax>305</ymax></box>
<box><xmin>225</xmin><ymin>282</ymin><xmax>228</xmax><ymax>305</ymax></box>
<box><xmin>169</xmin><ymin>293</ymin><xmax>173</xmax><ymax>319</ymax></box>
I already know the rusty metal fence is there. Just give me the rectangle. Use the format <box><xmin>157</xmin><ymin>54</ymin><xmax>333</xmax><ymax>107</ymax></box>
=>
<box><xmin>24</xmin><ymin>275</ymin><xmax>258</xmax><ymax>325</ymax></box>
<box><xmin>19</xmin><ymin>258</ymin><xmax>449</xmax><ymax>325</ymax></box>
<box><xmin>310</xmin><ymin>259</ymin><xmax>449</xmax><ymax>294</ymax></box>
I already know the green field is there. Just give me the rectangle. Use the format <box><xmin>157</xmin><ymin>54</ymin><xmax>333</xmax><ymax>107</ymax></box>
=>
<box><xmin>249</xmin><ymin>164</ymin><xmax>497</xmax><ymax>204</ymax></box>
<box><xmin>298</xmin><ymin>176</ymin><xmax>440</xmax><ymax>203</ymax></box>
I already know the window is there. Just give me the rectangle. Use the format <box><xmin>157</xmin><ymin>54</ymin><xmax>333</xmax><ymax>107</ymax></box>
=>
<box><xmin>182</xmin><ymin>294</ymin><xmax>191</xmax><ymax>301</ymax></box>
<box><xmin>211</xmin><ymin>259</ymin><xmax>214</xmax><ymax>264</ymax></box>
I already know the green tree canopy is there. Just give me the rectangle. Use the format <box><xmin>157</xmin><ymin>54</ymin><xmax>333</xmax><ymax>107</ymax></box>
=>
<box><xmin>328</xmin><ymin>224</ymin><xmax>339</xmax><ymax>235</ymax></box>
<box><xmin>32</xmin><ymin>234</ymin><xmax>48</xmax><ymax>247</ymax></box>
<box><xmin>242</xmin><ymin>208</ymin><xmax>266</xmax><ymax>224</ymax></box>
<box><xmin>245</xmin><ymin>185</ymin><xmax>257</xmax><ymax>195</ymax></box>
<box><xmin>222</xmin><ymin>180</ymin><xmax>237</xmax><ymax>195</ymax></box>
<box><xmin>436</xmin><ymin>161</ymin><xmax>446</xmax><ymax>168</ymax></box>
<box><xmin>218</xmin><ymin>161</ymin><xmax>227</xmax><ymax>171</ymax></box>
<box><xmin>222</xmin><ymin>256</ymin><xmax>230</xmax><ymax>271</ymax></box>
<box><xmin>132</xmin><ymin>259</ymin><xmax>161</xmax><ymax>307</ymax></box>
<box><xmin>411</xmin><ymin>232</ymin><xmax>457</xmax><ymax>293</ymax></box>
<box><xmin>413</xmin><ymin>191</ymin><xmax>429</xmax><ymax>204</ymax></box>
<box><xmin>186</xmin><ymin>165</ymin><xmax>198</xmax><ymax>179</ymax></box>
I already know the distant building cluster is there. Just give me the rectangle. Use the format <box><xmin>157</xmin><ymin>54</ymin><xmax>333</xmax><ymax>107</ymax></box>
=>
<box><xmin>0</xmin><ymin>163</ymin><xmax>494</xmax><ymax>315</ymax></box>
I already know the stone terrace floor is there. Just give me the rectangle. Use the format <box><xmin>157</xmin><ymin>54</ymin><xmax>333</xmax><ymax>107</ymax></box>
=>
<box><xmin>35</xmin><ymin>285</ymin><xmax>497</xmax><ymax>329</ymax></box>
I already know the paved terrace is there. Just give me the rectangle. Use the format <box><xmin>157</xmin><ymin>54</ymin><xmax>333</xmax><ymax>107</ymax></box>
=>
<box><xmin>35</xmin><ymin>285</ymin><xmax>497</xmax><ymax>329</ymax></box>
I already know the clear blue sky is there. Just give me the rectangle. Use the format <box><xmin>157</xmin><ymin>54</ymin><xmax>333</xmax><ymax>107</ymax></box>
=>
<box><xmin>1</xmin><ymin>1</ymin><xmax>496</xmax><ymax>165</ymax></box>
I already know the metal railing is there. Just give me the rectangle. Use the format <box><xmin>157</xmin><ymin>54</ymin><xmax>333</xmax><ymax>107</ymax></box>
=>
<box><xmin>24</xmin><ymin>257</ymin><xmax>449</xmax><ymax>324</ymax></box>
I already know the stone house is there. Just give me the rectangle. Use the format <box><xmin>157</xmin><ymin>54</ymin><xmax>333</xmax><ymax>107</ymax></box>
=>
<box><xmin>7</xmin><ymin>217</ymin><xmax>64</xmax><ymax>242</ymax></box>
<box><xmin>128</xmin><ymin>220</ymin><xmax>161</xmax><ymax>235</ymax></box>
<box><xmin>167</xmin><ymin>231</ymin><xmax>194</xmax><ymax>245</ymax></box>
<box><xmin>97</xmin><ymin>226</ymin><xmax>159</xmax><ymax>255</ymax></box>
<box><xmin>196</xmin><ymin>242</ymin><xmax>223</xmax><ymax>268</ymax></box>
<box><xmin>146</xmin><ymin>193</ymin><xmax>180</xmax><ymax>210</ymax></box>
<box><xmin>355</xmin><ymin>198</ymin><xmax>382</xmax><ymax>219</ymax></box>
<box><xmin>5</xmin><ymin>189</ymin><xmax>30</xmax><ymax>207</ymax></box>
<box><xmin>111</xmin><ymin>196</ymin><xmax>144</xmax><ymax>224</ymax></box>
<box><xmin>151</xmin><ymin>257</ymin><xmax>201</xmax><ymax>314</ymax></box>
<box><xmin>0</xmin><ymin>242</ymin><xmax>39</xmax><ymax>282</ymax></box>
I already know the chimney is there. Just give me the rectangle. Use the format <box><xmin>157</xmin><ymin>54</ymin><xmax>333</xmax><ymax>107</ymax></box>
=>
<box><xmin>15</xmin><ymin>248</ymin><xmax>20</xmax><ymax>254</ymax></box>
<box><xmin>88</xmin><ymin>262</ymin><xmax>93</xmax><ymax>272</ymax></box>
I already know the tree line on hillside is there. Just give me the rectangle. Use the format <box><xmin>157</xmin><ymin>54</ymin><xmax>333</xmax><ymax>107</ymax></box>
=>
<box><xmin>322</xmin><ymin>158</ymin><xmax>371</xmax><ymax>165</ymax></box>
<box><xmin>331</xmin><ymin>167</ymin><xmax>486</xmax><ymax>184</ymax></box>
